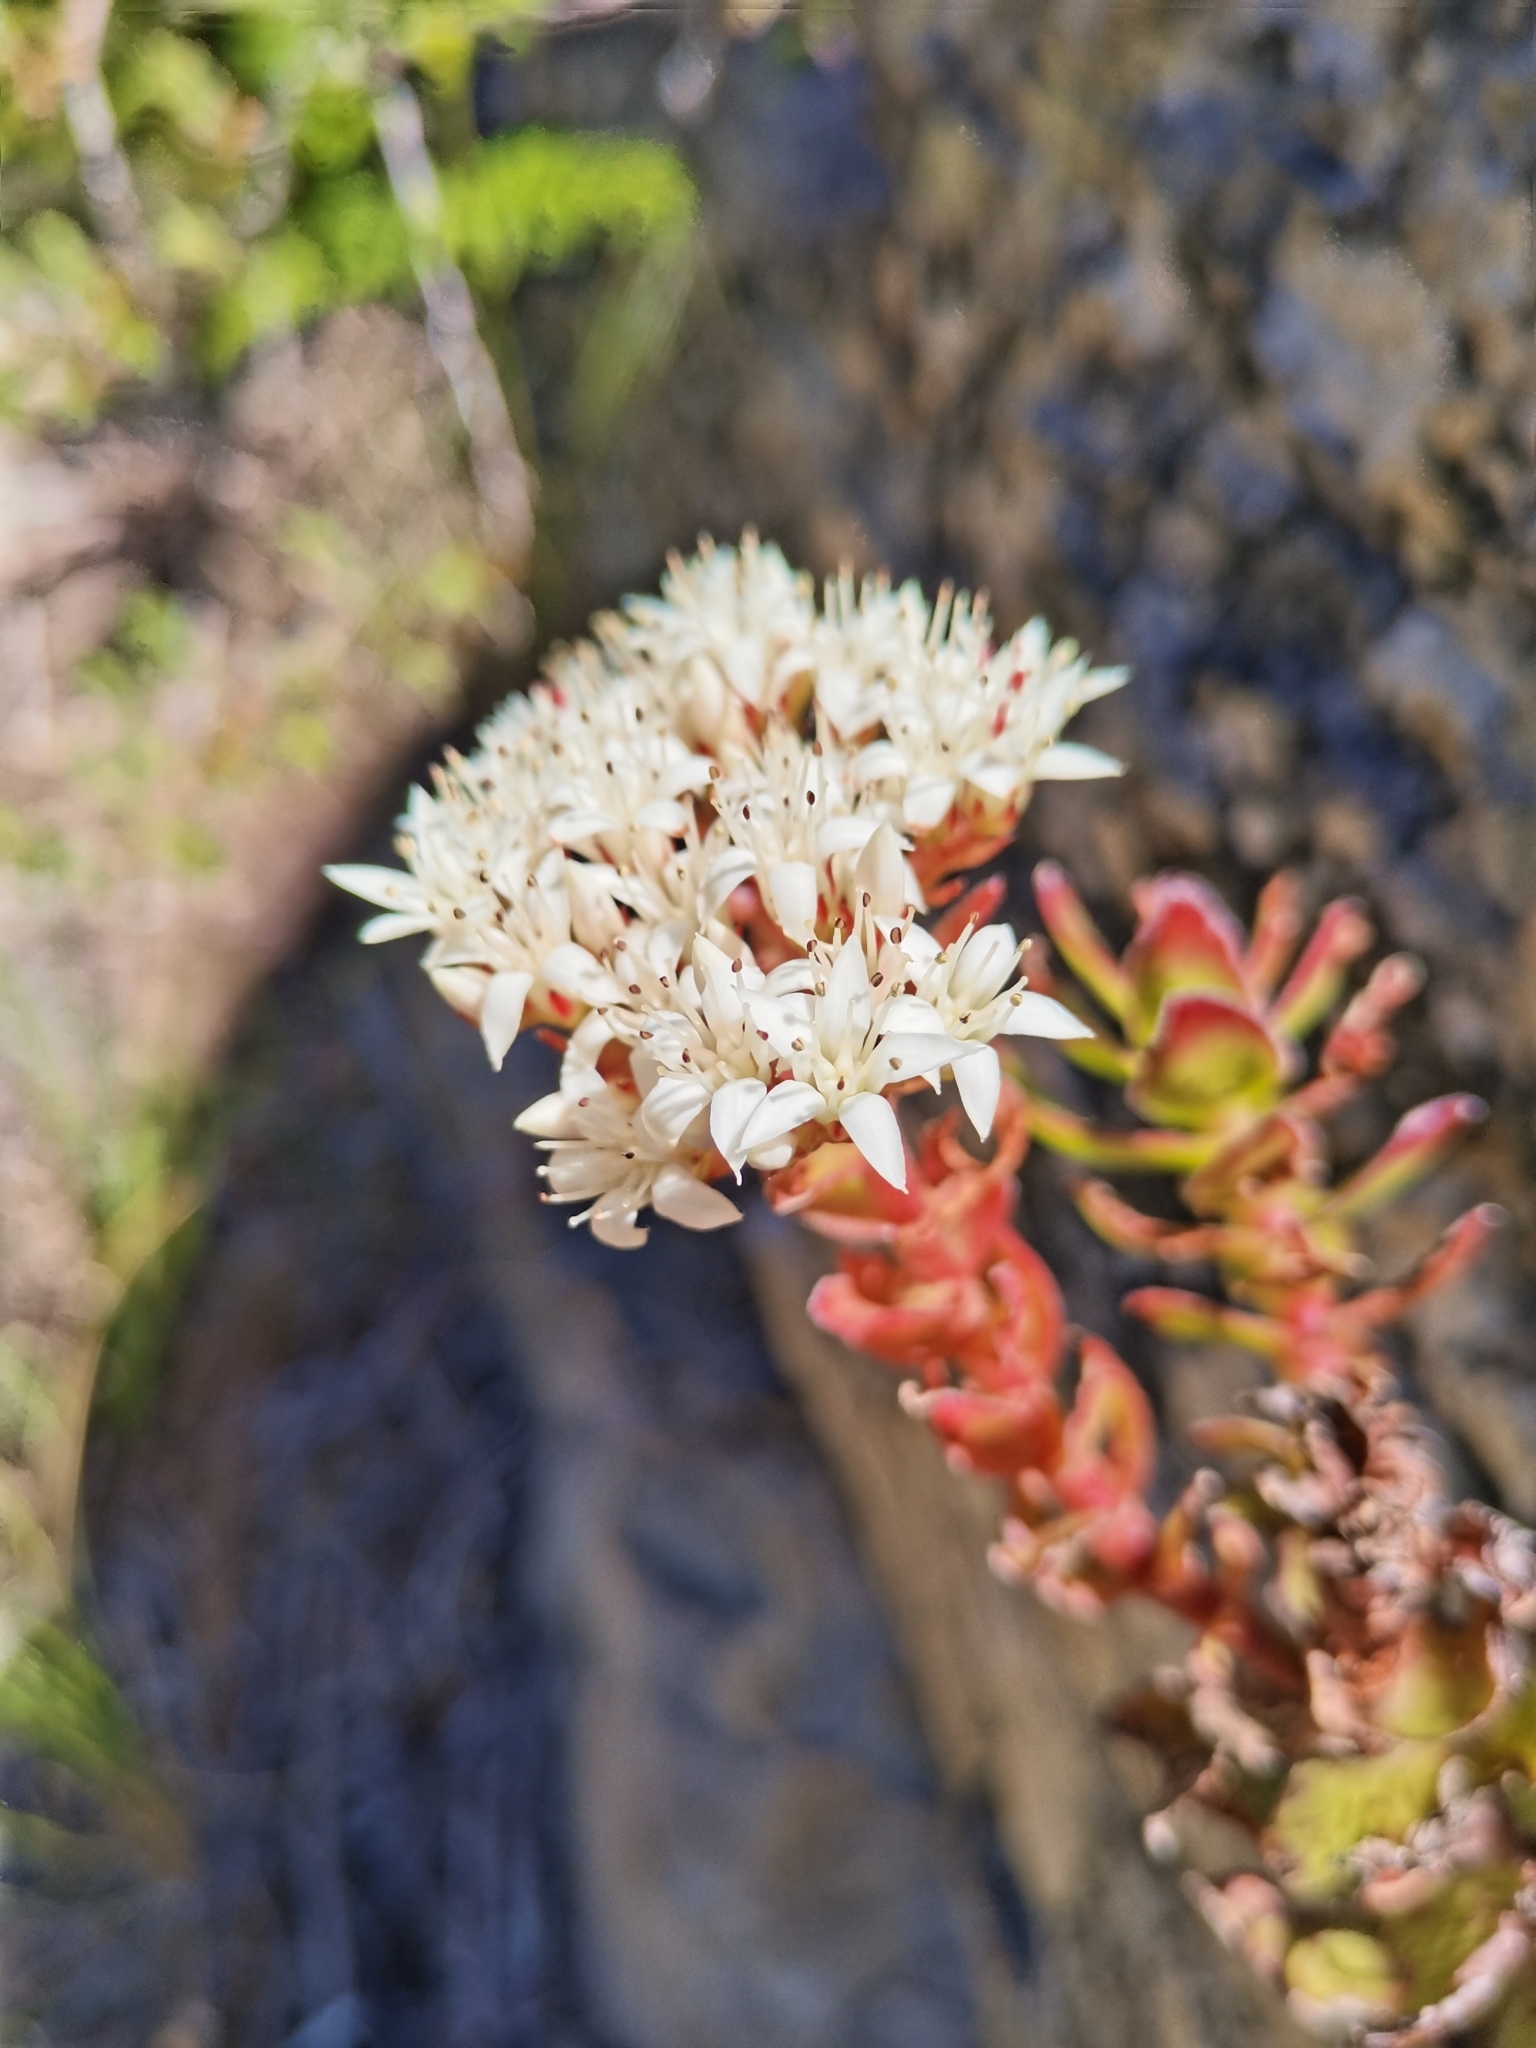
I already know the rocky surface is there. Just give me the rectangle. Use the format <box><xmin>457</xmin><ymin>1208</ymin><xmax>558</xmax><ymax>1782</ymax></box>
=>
<box><xmin>66</xmin><ymin>921</ymin><xmax>1032</xmax><ymax>2048</ymax></box>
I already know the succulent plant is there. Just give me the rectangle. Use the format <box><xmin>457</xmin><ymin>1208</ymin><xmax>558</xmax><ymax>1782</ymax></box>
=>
<box><xmin>804</xmin><ymin>854</ymin><xmax>1532</xmax><ymax>2043</ymax></box>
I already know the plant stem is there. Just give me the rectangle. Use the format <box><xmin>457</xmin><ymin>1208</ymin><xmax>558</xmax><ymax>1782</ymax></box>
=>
<box><xmin>57</xmin><ymin>0</ymin><xmax>149</xmax><ymax>274</ymax></box>
<box><xmin>372</xmin><ymin>77</ymin><xmax>535</xmax><ymax>575</ymax></box>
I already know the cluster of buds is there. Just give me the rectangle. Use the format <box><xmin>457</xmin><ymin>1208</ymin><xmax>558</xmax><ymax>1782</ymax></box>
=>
<box><xmin>329</xmin><ymin>534</ymin><xmax>1123</xmax><ymax>1243</ymax></box>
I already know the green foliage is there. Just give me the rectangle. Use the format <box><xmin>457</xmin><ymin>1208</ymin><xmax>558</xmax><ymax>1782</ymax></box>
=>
<box><xmin>302</xmin><ymin>169</ymin><xmax>412</xmax><ymax>302</ymax></box>
<box><xmin>78</xmin><ymin>585</ymin><xmax>190</xmax><ymax>695</ymax></box>
<box><xmin>293</xmin><ymin>77</ymin><xmax>374</xmax><ymax>173</ymax></box>
<box><xmin>0</xmin><ymin>1623</ymin><xmax>143</xmax><ymax>1784</ymax></box>
<box><xmin>115</xmin><ymin>26</ymin><xmax>249</xmax><ymax>159</ymax></box>
<box><xmin>0</xmin><ymin>212</ymin><xmax>162</xmax><ymax>423</ymax></box>
<box><xmin>1393</xmin><ymin>1871</ymin><xmax>1522</xmax><ymax>2012</ymax></box>
<box><xmin>202</xmin><ymin>221</ymin><xmax>331</xmax><ymax>370</ymax></box>
<box><xmin>441</xmin><ymin>126</ymin><xmax>698</xmax><ymax>294</ymax></box>
<box><xmin>2</xmin><ymin>0</ymin><xmax>701</xmax><ymax>409</ymax></box>
<box><xmin>0</xmin><ymin>1330</ymin><xmax>56</xmax><ymax>1474</ymax></box>
<box><xmin>93</xmin><ymin>1206</ymin><xmax>207</xmax><ymax>1438</ymax></box>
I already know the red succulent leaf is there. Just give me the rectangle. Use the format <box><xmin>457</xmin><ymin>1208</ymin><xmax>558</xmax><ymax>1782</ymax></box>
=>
<box><xmin>764</xmin><ymin>1138</ymin><xmax>920</xmax><ymax>1241</ymax></box>
<box><xmin>1127</xmin><ymin>990</ymin><xmax>1288</xmax><ymax>1130</ymax></box>
<box><xmin>1056</xmin><ymin>1335</ymin><xmax>1157</xmax><ymax>1514</ymax></box>
<box><xmin>1083</xmin><ymin>1497</ymin><xmax>1161</xmax><ymax>1578</ymax></box>
<box><xmin>1245</xmin><ymin>871</ymin><xmax>1305</xmax><ymax>998</ymax></box>
<box><xmin>900</xmin><ymin>1379</ymin><xmax>1064</xmax><ymax>1477</ymax></box>
<box><xmin>1075</xmin><ymin>1178</ymin><xmax>1237</xmax><ymax>1262</ymax></box>
<box><xmin>1020</xmin><ymin>1089</ymin><xmax>1216</xmax><ymax>1172</ymax></box>
<box><xmin>1031</xmin><ymin>861</ymin><xmax>1132</xmax><ymax>1022</ymax></box>
<box><xmin>1268</xmin><ymin>897</ymin><xmax>1373</xmax><ymax>1041</ymax></box>
<box><xmin>929</xmin><ymin>871</ymin><xmax>1009</xmax><ymax>947</ymax></box>
<box><xmin>911</xmin><ymin>812</ymin><xmax>1018</xmax><ymax>895</ymax></box>
<box><xmin>1123</xmin><ymin>873</ymin><xmax>1251</xmax><ymax>1043</ymax></box>
<box><xmin>1181</xmin><ymin>1111</ymin><xmax>1322</xmax><ymax>1218</ymax></box>
<box><xmin>807</xmin><ymin>1268</ymin><xmax>994</xmax><ymax>1373</ymax></box>
<box><xmin>1339</xmin><ymin>1204</ymin><xmax>1505</xmax><ymax>1332</ymax></box>
<box><xmin>1124</xmin><ymin>1286</ymin><xmax>1287</xmax><ymax>1359</ymax></box>
<box><xmin>963</xmin><ymin>1233</ymin><xmax>1065</xmax><ymax>1386</ymax></box>
<box><xmin>1319</xmin><ymin>953</ymin><xmax>1425</xmax><ymax>1080</ymax></box>
<box><xmin>1325</xmin><ymin>1096</ymin><xmax>1488</xmax><ymax>1221</ymax></box>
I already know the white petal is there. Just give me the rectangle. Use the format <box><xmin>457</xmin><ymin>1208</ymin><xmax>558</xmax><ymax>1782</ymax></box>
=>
<box><xmin>591</xmin><ymin>1210</ymin><xmax>649</xmax><ymax>1250</ymax></box>
<box><xmin>359</xmin><ymin>911</ymin><xmax>434</xmax><ymax>944</ymax></box>
<box><xmin>1080</xmin><ymin>662</ymin><xmax>1131</xmax><ymax>703</ymax></box>
<box><xmin>744</xmin><ymin>1138</ymin><xmax>796</xmax><ymax>1171</ymax></box>
<box><xmin>764</xmin><ymin>959</ymin><xmax>816</xmax><ymax>996</ymax></box>
<box><xmin>550</xmin><ymin>808</ymin><xmax>620</xmax><ymax>845</ymax></box>
<box><xmin>902</xmin><ymin>776</ymin><xmax>959</xmax><ymax>833</ymax></box>
<box><xmin>1031</xmin><ymin>742</ymin><xmax>1125</xmax><ymax>780</ymax></box>
<box><xmin>545</xmin><ymin>1149</ymin><xmax>620</xmax><ymax>1201</ymax></box>
<box><xmin>702</xmin><ymin>847</ymin><xmax>760</xmax><ymax>917</ymax></box>
<box><xmin>666</xmin><ymin>752</ymin><xmax>716</xmax><ymax>798</ymax></box>
<box><xmin>765</xmin><ymin>861</ymin><xmax>819</xmax><ymax>941</ymax></box>
<box><xmin>997</xmin><ymin>991</ymin><xmax>1094</xmax><ymax>1039</ymax></box>
<box><xmin>514</xmin><ymin>1091</ymin><xmax>578</xmax><ymax>1138</ymax></box>
<box><xmin>637</xmin><ymin>1074</ymin><xmax>712</xmax><ymax>1146</ymax></box>
<box><xmin>563</xmin><ymin>1008</ymin><xmax>614</xmax><ymax>1083</ymax></box>
<box><xmin>849</xmin><ymin>740</ymin><xmax>909</xmax><ymax>787</ymax></box>
<box><xmin>721</xmin><ymin>635</ymin><xmax>769</xmax><ymax>705</ymax></box>
<box><xmin>635</xmin><ymin>798</ymin><xmax>691</xmax><ymax>834</ymax></box>
<box><xmin>710</xmin><ymin>1077</ymin><xmax>768</xmax><ymax>1177</ymax></box>
<box><xmin>819</xmin><ymin>935</ymin><xmax>870</xmax><ymax>1049</ymax></box>
<box><xmin>744</xmin><ymin>991</ymin><xmax>812</xmax><ymax>1057</ymax></box>
<box><xmin>876</xmin><ymin>995</ymin><xmax>946</xmax><ymax>1034</ymax></box>
<box><xmin>480</xmin><ymin>971</ymin><xmax>532</xmax><ymax>1071</ymax></box>
<box><xmin>565</xmin><ymin>861</ymin><xmax>624</xmax><ymax>952</ymax></box>
<box><xmin>428</xmin><ymin>965</ymin><xmax>487</xmax><ymax>1020</ymax></box>
<box><xmin>815</xmin><ymin>815</ymin><xmax>881</xmax><ymax>860</ymax></box>
<box><xmin>838</xmin><ymin>1091</ymin><xmax>907</xmax><ymax>1191</ymax></box>
<box><xmin>652</xmin><ymin>1164</ymin><xmax>741</xmax><ymax>1232</ymax></box>
<box><xmin>870</xmin><ymin>1032</ymin><xmax>979</xmax><ymax>1086</ymax></box>
<box><xmin>646</xmin><ymin>920</ymin><xmax>690</xmax><ymax>974</ymax></box>
<box><xmin>541</xmin><ymin>942</ymin><xmax>622</xmax><ymax>1006</ymax></box>
<box><xmin>854</xmin><ymin>821</ymin><xmax>907</xmax><ymax>918</ymax></box>
<box><xmin>960</xmin><ymin>759</ymin><xmax>1022</xmax><ymax>804</ymax></box>
<box><xmin>740</xmin><ymin>1080</ymin><xmax>825</xmax><ymax>1154</ymax></box>
<box><xmin>692</xmin><ymin>933</ymin><xmax>735</xmax><ymax>985</ymax></box>
<box><xmin>952</xmin><ymin>925</ymin><xmax>1019</xmax><ymax>1006</ymax></box>
<box><xmin>953</xmin><ymin>1044</ymin><xmax>1001</xmax><ymax>1140</ymax></box>
<box><xmin>324</xmin><ymin>863</ymin><xmax>425</xmax><ymax>912</ymax></box>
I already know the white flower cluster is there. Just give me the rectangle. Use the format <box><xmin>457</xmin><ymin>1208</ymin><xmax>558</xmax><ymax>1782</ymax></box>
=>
<box><xmin>328</xmin><ymin>533</ymin><xmax>1126</xmax><ymax>1247</ymax></box>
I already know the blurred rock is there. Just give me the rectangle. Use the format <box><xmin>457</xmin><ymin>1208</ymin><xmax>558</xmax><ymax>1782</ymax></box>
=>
<box><xmin>72</xmin><ymin>935</ymin><xmax>1031</xmax><ymax>2048</ymax></box>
